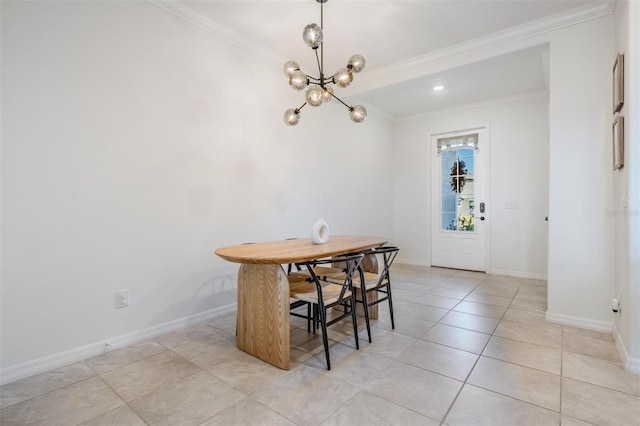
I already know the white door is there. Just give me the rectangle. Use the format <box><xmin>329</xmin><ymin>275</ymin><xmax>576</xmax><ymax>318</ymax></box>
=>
<box><xmin>431</xmin><ymin>128</ymin><xmax>488</xmax><ymax>271</ymax></box>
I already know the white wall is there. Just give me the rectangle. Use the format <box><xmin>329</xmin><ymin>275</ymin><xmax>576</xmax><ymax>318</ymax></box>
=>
<box><xmin>624</xmin><ymin>0</ymin><xmax>640</xmax><ymax>372</ymax></box>
<box><xmin>546</xmin><ymin>2</ymin><xmax>640</xmax><ymax>371</ymax></box>
<box><xmin>0</xmin><ymin>0</ymin><xmax>393</xmax><ymax>380</ymax></box>
<box><xmin>546</xmin><ymin>15</ymin><xmax>615</xmax><ymax>331</ymax></box>
<box><xmin>612</xmin><ymin>0</ymin><xmax>640</xmax><ymax>373</ymax></box>
<box><xmin>393</xmin><ymin>94</ymin><xmax>549</xmax><ymax>278</ymax></box>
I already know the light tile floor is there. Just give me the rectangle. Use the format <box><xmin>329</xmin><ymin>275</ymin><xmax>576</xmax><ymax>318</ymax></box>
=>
<box><xmin>2</xmin><ymin>265</ymin><xmax>639</xmax><ymax>426</ymax></box>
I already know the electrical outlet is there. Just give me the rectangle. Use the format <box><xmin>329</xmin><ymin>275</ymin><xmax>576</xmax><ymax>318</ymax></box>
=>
<box><xmin>117</xmin><ymin>290</ymin><xmax>130</xmax><ymax>308</ymax></box>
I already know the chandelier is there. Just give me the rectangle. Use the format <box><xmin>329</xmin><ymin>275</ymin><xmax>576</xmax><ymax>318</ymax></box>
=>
<box><xmin>282</xmin><ymin>0</ymin><xmax>367</xmax><ymax>126</ymax></box>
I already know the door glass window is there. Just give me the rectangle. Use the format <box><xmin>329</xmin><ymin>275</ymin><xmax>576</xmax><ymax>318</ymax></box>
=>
<box><xmin>438</xmin><ymin>134</ymin><xmax>477</xmax><ymax>232</ymax></box>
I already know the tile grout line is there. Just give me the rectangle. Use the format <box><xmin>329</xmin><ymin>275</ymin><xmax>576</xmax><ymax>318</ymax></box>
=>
<box><xmin>438</xmin><ymin>278</ymin><xmax>560</xmax><ymax>426</ymax></box>
<box><xmin>494</xmin><ymin>280</ymin><xmax>568</xmax><ymax>418</ymax></box>
<box><xmin>85</xmin><ymin>332</ymin><xmax>234</xmax><ymax>425</ymax></box>
<box><xmin>447</xmin><ymin>281</ymin><xmax>568</xmax><ymax>417</ymax></box>
<box><xmin>438</xmin><ymin>273</ymin><xmax>515</xmax><ymax>425</ymax></box>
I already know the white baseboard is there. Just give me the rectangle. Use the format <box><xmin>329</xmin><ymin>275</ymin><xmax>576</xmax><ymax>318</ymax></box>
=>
<box><xmin>396</xmin><ymin>259</ymin><xmax>547</xmax><ymax>280</ymax></box>
<box><xmin>625</xmin><ymin>356</ymin><xmax>640</xmax><ymax>375</ymax></box>
<box><xmin>613</xmin><ymin>323</ymin><xmax>640</xmax><ymax>376</ymax></box>
<box><xmin>0</xmin><ymin>304</ymin><xmax>236</xmax><ymax>385</ymax></box>
<box><xmin>545</xmin><ymin>311</ymin><xmax>613</xmax><ymax>333</ymax></box>
<box><xmin>395</xmin><ymin>257</ymin><xmax>431</xmax><ymax>267</ymax></box>
<box><xmin>488</xmin><ymin>268</ymin><xmax>547</xmax><ymax>280</ymax></box>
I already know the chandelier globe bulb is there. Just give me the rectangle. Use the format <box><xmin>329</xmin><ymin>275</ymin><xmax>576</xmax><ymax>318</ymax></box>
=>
<box><xmin>289</xmin><ymin>70</ymin><xmax>309</xmax><ymax>91</ymax></box>
<box><xmin>347</xmin><ymin>54</ymin><xmax>366</xmax><ymax>73</ymax></box>
<box><xmin>334</xmin><ymin>67</ymin><xmax>353</xmax><ymax>88</ymax></box>
<box><xmin>302</xmin><ymin>23</ymin><xmax>323</xmax><ymax>49</ymax></box>
<box><xmin>322</xmin><ymin>85</ymin><xmax>333</xmax><ymax>102</ymax></box>
<box><xmin>283</xmin><ymin>108</ymin><xmax>300</xmax><ymax>126</ymax></box>
<box><xmin>283</xmin><ymin>60</ymin><xmax>300</xmax><ymax>77</ymax></box>
<box><xmin>306</xmin><ymin>85</ymin><xmax>324</xmax><ymax>107</ymax></box>
<box><xmin>349</xmin><ymin>105</ymin><xmax>367</xmax><ymax>123</ymax></box>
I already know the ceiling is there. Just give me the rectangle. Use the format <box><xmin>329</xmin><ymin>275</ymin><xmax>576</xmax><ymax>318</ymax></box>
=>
<box><xmin>176</xmin><ymin>0</ymin><xmax>607</xmax><ymax>119</ymax></box>
<box><xmin>358</xmin><ymin>43</ymin><xmax>549</xmax><ymax>117</ymax></box>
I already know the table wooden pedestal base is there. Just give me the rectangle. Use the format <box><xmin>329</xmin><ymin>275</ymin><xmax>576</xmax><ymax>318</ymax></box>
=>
<box><xmin>236</xmin><ymin>264</ymin><xmax>290</xmax><ymax>370</ymax></box>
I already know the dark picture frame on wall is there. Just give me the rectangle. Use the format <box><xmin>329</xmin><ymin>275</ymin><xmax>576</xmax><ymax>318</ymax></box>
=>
<box><xmin>613</xmin><ymin>115</ymin><xmax>624</xmax><ymax>170</ymax></box>
<box><xmin>613</xmin><ymin>53</ymin><xmax>624</xmax><ymax>113</ymax></box>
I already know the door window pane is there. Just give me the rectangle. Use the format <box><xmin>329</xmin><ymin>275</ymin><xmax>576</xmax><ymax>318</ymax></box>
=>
<box><xmin>440</xmin><ymin>145</ymin><xmax>476</xmax><ymax>232</ymax></box>
<box><xmin>441</xmin><ymin>150</ymin><xmax>458</xmax><ymax>230</ymax></box>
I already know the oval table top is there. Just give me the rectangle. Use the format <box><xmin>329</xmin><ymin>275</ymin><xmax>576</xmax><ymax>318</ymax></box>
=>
<box><xmin>215</xmin><ymin>235</ymin><xmax>388</xmax><ymax>264</ymax></box>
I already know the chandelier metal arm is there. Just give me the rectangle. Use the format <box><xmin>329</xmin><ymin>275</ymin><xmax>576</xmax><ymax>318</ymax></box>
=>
<box><xmin>306</xmin><ymin>76</ymin><xmax>335</xmax><ymax>86</ymax></box>
<box><xmin>328</xmin><ymin>92</ymin><xmax>352</xmax><ymax>111</ymax></box>
<box><xmin>296</xmin><ymin>101</ymin><xmax>308</xmax><ymax>113</ymax></box>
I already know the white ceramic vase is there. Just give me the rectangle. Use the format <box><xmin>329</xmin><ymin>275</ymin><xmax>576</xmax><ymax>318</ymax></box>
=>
<box><xmin>311</xmin><ymin>217</ymin><xmax>330</xmax><ymax>244</ymax></box>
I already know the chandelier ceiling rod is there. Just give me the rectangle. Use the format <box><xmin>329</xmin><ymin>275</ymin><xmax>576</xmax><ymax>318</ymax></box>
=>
<box><xmin>320</xmin><ymin>0</ymin><xmax>323</xmax><ymax>77</ymax></box>
<box><xmin>282</xmin><ymin>0</ymin><xmax>367</xmax><ymax>126</ymax></box>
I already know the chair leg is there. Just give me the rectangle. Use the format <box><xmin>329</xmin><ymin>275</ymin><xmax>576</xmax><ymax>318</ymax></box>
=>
<box><xmin>307</xmin><ymin>303</ymin><xmax>312</xmax><ymax>332</ymax></box>
<box><xmin>360</xmin><ymin>285</ymin><xmax>372</xmax><ymax>343</ymax></box>
<box><xmin>312</xmin><ymin>304</ymin><xmax>318</xmax><ymax>334</ymax></box>
<box><xmin>318</xmin><ymin>306</ymin><xmax>331</xmax><ymax>370</ymax></box>
<box><xmin>387</xmin><ymin>284</ymin><xmax>395</xmax><ymax>330</ymax></box>
<box><xmin>349</xmin><ymin>291</ymin><xmax>360</xmax><ymax>350</ymax></box>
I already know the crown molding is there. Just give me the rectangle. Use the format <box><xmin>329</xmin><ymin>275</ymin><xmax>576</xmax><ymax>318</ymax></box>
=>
<box><xmin>147</xmin><ymin>0</ymin><xmax>283</xmax><ymax>65</ymax></box>
<box><xmin>349</xmin><ymin>0</ymin><xmax>615</xmax><ymax>96</ymax></box>
<box><xmin>396</xmin><ymin>90</ymin><xmax>549</xmax><ymax>124</ymax></box>
<box><xmin>362</xmin><ymin>102</ymin><xmax>395</xmax><ymax>123</ymax></box>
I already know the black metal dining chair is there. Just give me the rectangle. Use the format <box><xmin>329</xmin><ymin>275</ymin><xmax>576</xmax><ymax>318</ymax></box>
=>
<box><xmin>326</xmin><ymin>246</ymin><xmax>400</xmax><ymax>343</ymax></box>
<box><xmin>288</xmin><ymin>252</ymin><xmax>365</xmax><ymax>370</ymax></box>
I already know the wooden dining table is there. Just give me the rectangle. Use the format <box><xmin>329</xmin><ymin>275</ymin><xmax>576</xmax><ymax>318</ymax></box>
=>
<box><xmin>215</xmin><ymin>235</ymin><xmax>388</xmax><ymax>369</ymax></box>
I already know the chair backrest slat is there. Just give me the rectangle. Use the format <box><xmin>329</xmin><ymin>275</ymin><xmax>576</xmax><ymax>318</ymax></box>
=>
<box><xmin>298</xmin><ymin>253</ymin><xmax>365</xmax><ymax>302</ymax></box>
<box><xmin>358</xmin><ymin>246</ymin><xmax>399</xmax><ymax>289</ymax></box>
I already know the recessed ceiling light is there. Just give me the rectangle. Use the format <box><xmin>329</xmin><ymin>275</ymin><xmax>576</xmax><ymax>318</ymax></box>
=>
<box><xmin>433</xmin><ymin>85</ymin><xmax>445</xmax><ymax>91</ymax></box>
